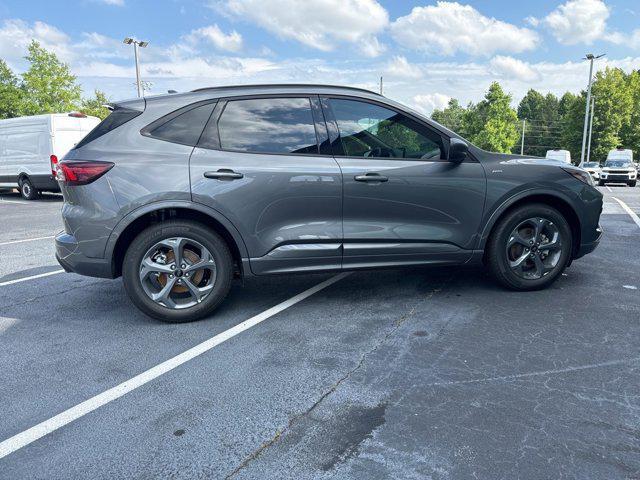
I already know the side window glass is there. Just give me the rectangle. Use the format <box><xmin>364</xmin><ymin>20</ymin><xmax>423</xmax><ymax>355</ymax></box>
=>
<box><xmin>148</xmin><ymin>103</ymin><xmax>215</xmax><ymax>146</ymax></box>
<box><xmin>329</xmin><ymin>99</ymin><xmax>443</xmax><ymax>160</ymax></box>
<box><xmin>218</xmin><ymin>98</ymin><xmax>318</xmax><ymax>154</ymax></box>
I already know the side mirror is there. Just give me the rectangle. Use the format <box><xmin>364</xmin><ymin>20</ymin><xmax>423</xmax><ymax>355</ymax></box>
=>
<box><xmin>448</xmin><ymin>138</ymin><xmax>468</xmax><ymax>163</ymax></box>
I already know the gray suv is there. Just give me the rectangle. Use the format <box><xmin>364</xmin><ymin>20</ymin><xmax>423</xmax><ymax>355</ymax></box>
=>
<box><xmin>55</xmin><ymin>84</ymin><xmax>603</xmax><ymax>322</ymax></box>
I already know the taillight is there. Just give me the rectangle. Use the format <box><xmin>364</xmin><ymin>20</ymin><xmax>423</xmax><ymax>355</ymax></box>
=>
<box><xmin>58</xmin><ymin>161</ymin><xmax>114</xmax><ymax>186</ymax></box>
<box><xmin>50</xmin><ymin>155</ymin><xmax>58</xmax><ymax>177</ymax></box>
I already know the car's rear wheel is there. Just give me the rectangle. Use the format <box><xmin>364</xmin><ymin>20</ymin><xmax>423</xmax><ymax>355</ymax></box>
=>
<box><xmin>122</xmin><ymin>221</ymin><xmax>233</xmax><ymax>322</ymax></box>
<box><xmin>486</xmin><ymin>204</ymin><xmax>572</xmax><ymax>291</ymax></box>
<box><xmin>19</xmin><ymin>177</ymin><xmax>39</xmax><ymax>200</ymax></box>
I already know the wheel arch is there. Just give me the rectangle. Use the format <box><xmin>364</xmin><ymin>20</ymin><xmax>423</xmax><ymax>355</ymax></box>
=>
<box><xmin>108</xmin><ymin>201</ymin><xmax>249</xmax><ymax>278</ymax></box>
<box><xmin>480</xmin><ymin>191</ymin><xmax>582</xmax><ymax>258</ymax></box>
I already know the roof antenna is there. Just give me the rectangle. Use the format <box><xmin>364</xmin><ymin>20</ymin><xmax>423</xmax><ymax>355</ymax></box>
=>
<box><xmin>379</xmin><ymin>76</ymin><xmax>383</xmax><ymax>95</ymax></box>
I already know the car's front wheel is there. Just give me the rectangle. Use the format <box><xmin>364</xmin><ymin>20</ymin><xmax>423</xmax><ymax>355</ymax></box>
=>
<box><xmin>122</xmin><ymin>221</ymin><xmax>233</xmax><ymax>322</ymax></box>
<box><xmin>486</xmin><ymin>204</ymin><xmax>572</xmax><ymax>291</ymax></box>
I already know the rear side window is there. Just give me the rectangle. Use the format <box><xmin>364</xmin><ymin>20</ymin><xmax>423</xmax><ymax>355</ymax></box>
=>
<box><xmin>147</xmin><ymin>102</ymin><xmax>215</xmax><ymax>146</ymax></box>
<box><xmin>74</xmin><ymin>107</ymin><xmax>142</xmax><ymax>149</ymax></box>
<box><xmin>217</xmin><ymin>98</ymin><xmax>318</xmax><ymax>155</ymax></box>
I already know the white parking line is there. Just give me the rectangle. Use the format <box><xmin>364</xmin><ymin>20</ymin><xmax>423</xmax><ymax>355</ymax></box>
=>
<box><xmin>0</xmin><ymin>269</ymin><xmax>65</xmax><ymax>287</ymax></box>
<box><xmin>606</xmin><ymin>185</ymin><xmax>612</xmax><ymax>193</ymax></box>
<box><xmin>612</xmin><ymin>197</ymin><xmax>640</xmax><ymax>229</ymax></box>
<box><xmin>0</xmin><ymin>235</ymin><xmax>55</xmax><ymax>247</ymax></box>
<box><xmin>0</xmin><ymin>272</ymin><xmax>350</xmax><ymax>459</ymax></box>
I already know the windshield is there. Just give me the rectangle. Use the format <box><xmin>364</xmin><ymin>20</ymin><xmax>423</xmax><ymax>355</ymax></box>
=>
<box><xmin>604</xmin><ymin>160</ymin><xmax>632</xmax><ymax>168</ymax></box>
<box><xmin>583</xmin><ymin>162</ymin><xmax>599</xmax><ymax>167</ymax></box>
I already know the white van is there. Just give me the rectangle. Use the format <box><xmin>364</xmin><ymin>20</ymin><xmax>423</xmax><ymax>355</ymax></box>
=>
<box><xmin>0</xmin><ymin>113</ymin><xmax>100</xmax><ymax>199</ymax></box>
<box><xmin>545</xmin><ymin>149</ymin><xmax>571</xmax><ymax>164</ymax></box>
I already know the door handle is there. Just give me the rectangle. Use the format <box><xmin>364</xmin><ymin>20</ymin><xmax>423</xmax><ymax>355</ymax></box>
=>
<box><xmin>204</xmin><ymin>169</ymin><xmax>244</xmax><ymax>180</ymax></box>
<box><xmin>354</xmin><ymin>173</ymin><xmax>388</xmax><ymax>183</ymax></box>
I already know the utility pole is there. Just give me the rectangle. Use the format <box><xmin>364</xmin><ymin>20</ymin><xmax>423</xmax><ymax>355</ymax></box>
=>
<box><xmin>123</xmin><ymin>37</ymin><xmax>149</xmax><ymax>98</ymax></box>
<box><xmin>580</xmin><ymin>53</ymin><xmax>605</xmax><ymax>166</ymax></box>
<box><xmin>586</xmin><ymin>96</ymin><xmax>595</xmax><ymax>164</ymax></box>
<box><xmin>520</xmin><ymin>119</ymin><xmax>526</xmax><ymax>155</ymax></box>
<box><xmin>379</xmin><ymin>76</ymin><xmax>383</xmax><ymax>95</ymax></box>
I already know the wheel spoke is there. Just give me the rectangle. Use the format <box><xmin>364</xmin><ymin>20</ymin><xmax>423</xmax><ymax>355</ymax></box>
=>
<box><xmin>159</xmin><ymin>237</ymin><xmax>187</xmax><ymax>268</ymax></box>
<box><xmin>539</xmin><ymin>232</ymin><xmax>561</xmax><ymax>252</ymax></box>
<box><xmin>184</xmin><ymin>249</ymin><xmax>215</xmax><ymax>273</ymax></box>
<box><xmin>509</xmin><ymin>251</ymin><xmax>529</xmax><ymax>271</ymax></box>
<box><xmin>139</xmin><ymin>256</ymin><xmax>173</xmax><ymax>282</ymax></box>
<box><xmin>151</xmin><ymin>276</ymin><xmax>177</xmax><ymax>308</ymax></box>
<box><xmin>183</xmin><ymin>278</ymin><xmax>214</xmax><ymax>303</ymax></box>
<box><xmin>507</xmin><ymin>231</ymin><xmax>530</xmax><ymax>248</ymax></box>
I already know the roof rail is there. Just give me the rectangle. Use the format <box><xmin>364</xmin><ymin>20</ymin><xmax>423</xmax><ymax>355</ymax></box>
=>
<box><xmin>190</xmin><ymin>83</ymin><xmax>381</xmax><ymax>96</ymax></box>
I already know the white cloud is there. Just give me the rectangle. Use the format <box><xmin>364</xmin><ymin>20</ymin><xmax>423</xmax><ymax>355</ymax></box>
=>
<box><xmin>385</xmin><ymin>56</ymin><xmax>422</xmax><ymax>79</ymax></box>
<box><xmin>97</xmin><ymin>0</ymin><xmax>124</xmax><ymax>5</ymax></box>
<box><xmin>543</xmin><ymin>0</ymin><xmax>611</xmax><ymax>45</ymax></box>
<box><xmin>412</xmin><ymin>93</ymin><xmax>451</xmax><ymax>115</ymax></box>
<box><xmin>489</xmin><ymin>55</ymin><xmax>541</xmax><ymax>82</ymax></box>
<box><xmin>186</xmin><ymin>25</ymin><xmax>243</xmax><ymax>52</ymax></box>
<box><xmin>390</xmin><ymin>2</ymin><xmax>539</xmax><ymax>57</ymax></box>
<box><xmin>218</xmin><ymin>0</ymin><xmax>388</xmax><ymax>56</ymax></box>
<box><xmin>0</xmin><ymin>19</ymin><xmax>75</xmax><ymax>65</ymax></box>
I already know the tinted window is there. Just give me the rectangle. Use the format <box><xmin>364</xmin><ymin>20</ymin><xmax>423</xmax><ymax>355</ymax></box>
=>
<box><xmin>149</xmin><ymin>103</ymin><xmax>215</xmax><ymax>146</ymax></box>
<box><xmin>218</xmin><ymin>98</ymin><xmax>318</xmax><ymax>154</ymax></box>
<box><xmin>74</xmin><ymin>107</ymin><xmax>142</xmax><ymax>149</ymax></box>
<box><xmin>329</xmin><ymin>99</ymin><xmax>443</xmax><ymax>160</ymax></box>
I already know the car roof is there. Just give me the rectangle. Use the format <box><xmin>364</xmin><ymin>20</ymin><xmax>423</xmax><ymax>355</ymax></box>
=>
<box><xmin>190</xmin><ymin>83</ymin><xmax>381</xmax><ymax>97</ymax></box>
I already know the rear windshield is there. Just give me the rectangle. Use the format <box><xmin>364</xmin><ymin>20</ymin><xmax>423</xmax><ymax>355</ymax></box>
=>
<box><xmin>74</xmin><ymin>107</ymin><xmax>142</xmax><ymax>149</ymax></box>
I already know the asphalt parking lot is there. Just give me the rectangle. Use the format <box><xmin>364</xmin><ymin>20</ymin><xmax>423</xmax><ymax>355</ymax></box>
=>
<box><xmin>1</xmin><ymin>185</ymin><xmax>639</xmax><ymax>479</ymax></box>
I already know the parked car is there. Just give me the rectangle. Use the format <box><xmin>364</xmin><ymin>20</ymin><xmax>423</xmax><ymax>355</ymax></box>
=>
<box><xmin>54</xmin><ymin>85</ymin><xmax>603</xmax><ymax>322</ymax></box>
<box><xmin>545</xmin><ymin>149</ymin><xmax>571</xmax><ymax>164</ymax></box>
<box><xmin>599</xmin><ymin>148</ymin><xmax>636</xmax><ymax>187</ymax></box>
<box><xmin>0</xmin><ymin>113</ymin><xmax>100</xmax><ymax>199</ymax></box>
<box><xmin>582</xmin><ymin>161</ymin><xmax>601</xmax><ymax>181</ymax></box>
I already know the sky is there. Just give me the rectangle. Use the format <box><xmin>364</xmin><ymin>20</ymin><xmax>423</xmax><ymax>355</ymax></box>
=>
<box><xmin>1</xmin><ymin>0</ymin><xmax>640</xmax><ymax>114</ymax></box>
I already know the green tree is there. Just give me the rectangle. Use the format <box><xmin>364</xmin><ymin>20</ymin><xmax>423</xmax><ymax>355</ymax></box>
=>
<box><xmin>431</xmin><ymin>98</ymin><xmax>465</xmax><ymax>132</ymax></box>
<box><xmin>516</xmin><ymin>90</ymin><xmax>562</xmax><ymax>156</ymax></box>
<box><xmin>620</xmin><ymin>70</ymin><xmax>640</xmax><ymax>156</ymax></box>
<box><xmin>20</xmin><ymin>40</ymin><xmax>81</xmax><ymax>115</ymax></box>
<box><xmin>461</xmin><ymin>82</ymin><xmax>519</xmax><ymax>153</ymax></box>
<box><xmin>81</xmin><ymin>90</ymin><xmax>110</xmax><ymax>120</ymax></box>
<box><xmin>558</xmin><ymin>92</ymin><xmax>584</xmax><ymax>162</ymax></box>
<box><xmin>589</xmin><ymin>67</ymin><xmax>633</xmax><ymax>161</ymax></box>
<box><xmin>0</xmin><ymin>59</ymin><xmax>24</xmax><ymax>119</ymax></box>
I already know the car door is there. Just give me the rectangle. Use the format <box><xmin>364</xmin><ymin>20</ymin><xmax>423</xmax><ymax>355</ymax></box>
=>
<box><xmin>190</xmin><ymin>95</ymin><xmax>343</xmax><ymax>275</ymax></box>
<box><xmin>321</xmin><ymin>96</ymin><xmax>486</xmax><ymax>268</ymax></box>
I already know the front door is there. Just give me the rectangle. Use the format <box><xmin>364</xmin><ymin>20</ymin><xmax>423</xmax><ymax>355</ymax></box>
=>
<box><xmin>190</xmin><ymin>95</ymin><xmax>343</xmax><ymax>275</ymax></box>
<box><xmin>322</xmin><ymin>97</ymin><xmax>486</xmax><ymax>268</ymax></box>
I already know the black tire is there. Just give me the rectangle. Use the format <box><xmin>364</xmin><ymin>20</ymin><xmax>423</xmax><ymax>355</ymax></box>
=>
<box><xmin>486</xmin><ymin>204</ymin><xmax>572</xmax><ymax>291</ymax></box>
<box><xmin>19</xmin><ymin>177</ymin><xmax>39</xmax><ymax>200</ymax></box>
<box><xmin>598</xmin><ymin>180</ymin><xmax>605</xmax><ymax>186</ymax></box>
<box><xmin>629</xmin><ymin>181</ymin><xmax>637</xmax><ymax>187</ymax></box>
<box><xmin>122</xmin><ymin>221</ymin><xmax>233</xmax><ymax>322</ymax></box>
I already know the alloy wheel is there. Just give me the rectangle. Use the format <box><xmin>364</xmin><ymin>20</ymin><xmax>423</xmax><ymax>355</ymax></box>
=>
<box><xmin>506</xmin><ymin>217</ymin><xmax>563</xmax><ymax>280</ymax></box>
<box><xmin>139</xmin><ymin>237</ymin><xmax>217</xmax><ymax>309</ymax></box>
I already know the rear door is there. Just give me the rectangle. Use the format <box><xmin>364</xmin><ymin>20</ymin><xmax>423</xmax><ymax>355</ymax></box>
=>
<box><xmin>190</xmin><ymin>95</ymin><xmax>343</xmax><ymax>275</ymax></box>
<box><xmin>322</xmin><ymin>96</ymin><xmax>486</xmax><ymax>268</ymax></box>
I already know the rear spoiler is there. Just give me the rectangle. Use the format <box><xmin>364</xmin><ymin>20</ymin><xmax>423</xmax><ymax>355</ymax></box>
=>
<box><xmin>105</xmin><ymin>97</ymin><xmax>146</xmax><ymax>113</ymax></box>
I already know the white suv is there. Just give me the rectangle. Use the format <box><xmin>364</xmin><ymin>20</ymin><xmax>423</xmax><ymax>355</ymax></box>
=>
<box><xmin>599</xmin><ymin>149</ymin><xmax>636</xmax><ymax>187</ymax></box>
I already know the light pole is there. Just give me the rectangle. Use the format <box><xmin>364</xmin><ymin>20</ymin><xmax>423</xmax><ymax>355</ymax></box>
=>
<box><xmin>580</xmin><ymin>53</ymin><xmax>604</xmax><ymax>166</ymax></box>
<box><xmin>586</xmin><ymin>96</ymin><xmax>595</xmax><ymax>164</ymax></box>
<box><xmin>123</xmin><ymin>37</ymin><xmax>149</xmax><ymax>98</ymax></box>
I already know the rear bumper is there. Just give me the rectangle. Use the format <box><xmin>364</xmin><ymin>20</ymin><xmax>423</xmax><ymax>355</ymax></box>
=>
<box><xmin>55</xmin><ymin>231</ymin><xmax>114</xmax><ymax>279</ymax></box>
<box><xmin>30</xmin><ymin>174</ymin><xmax>60</xmax><ymax>192</ymax></box>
